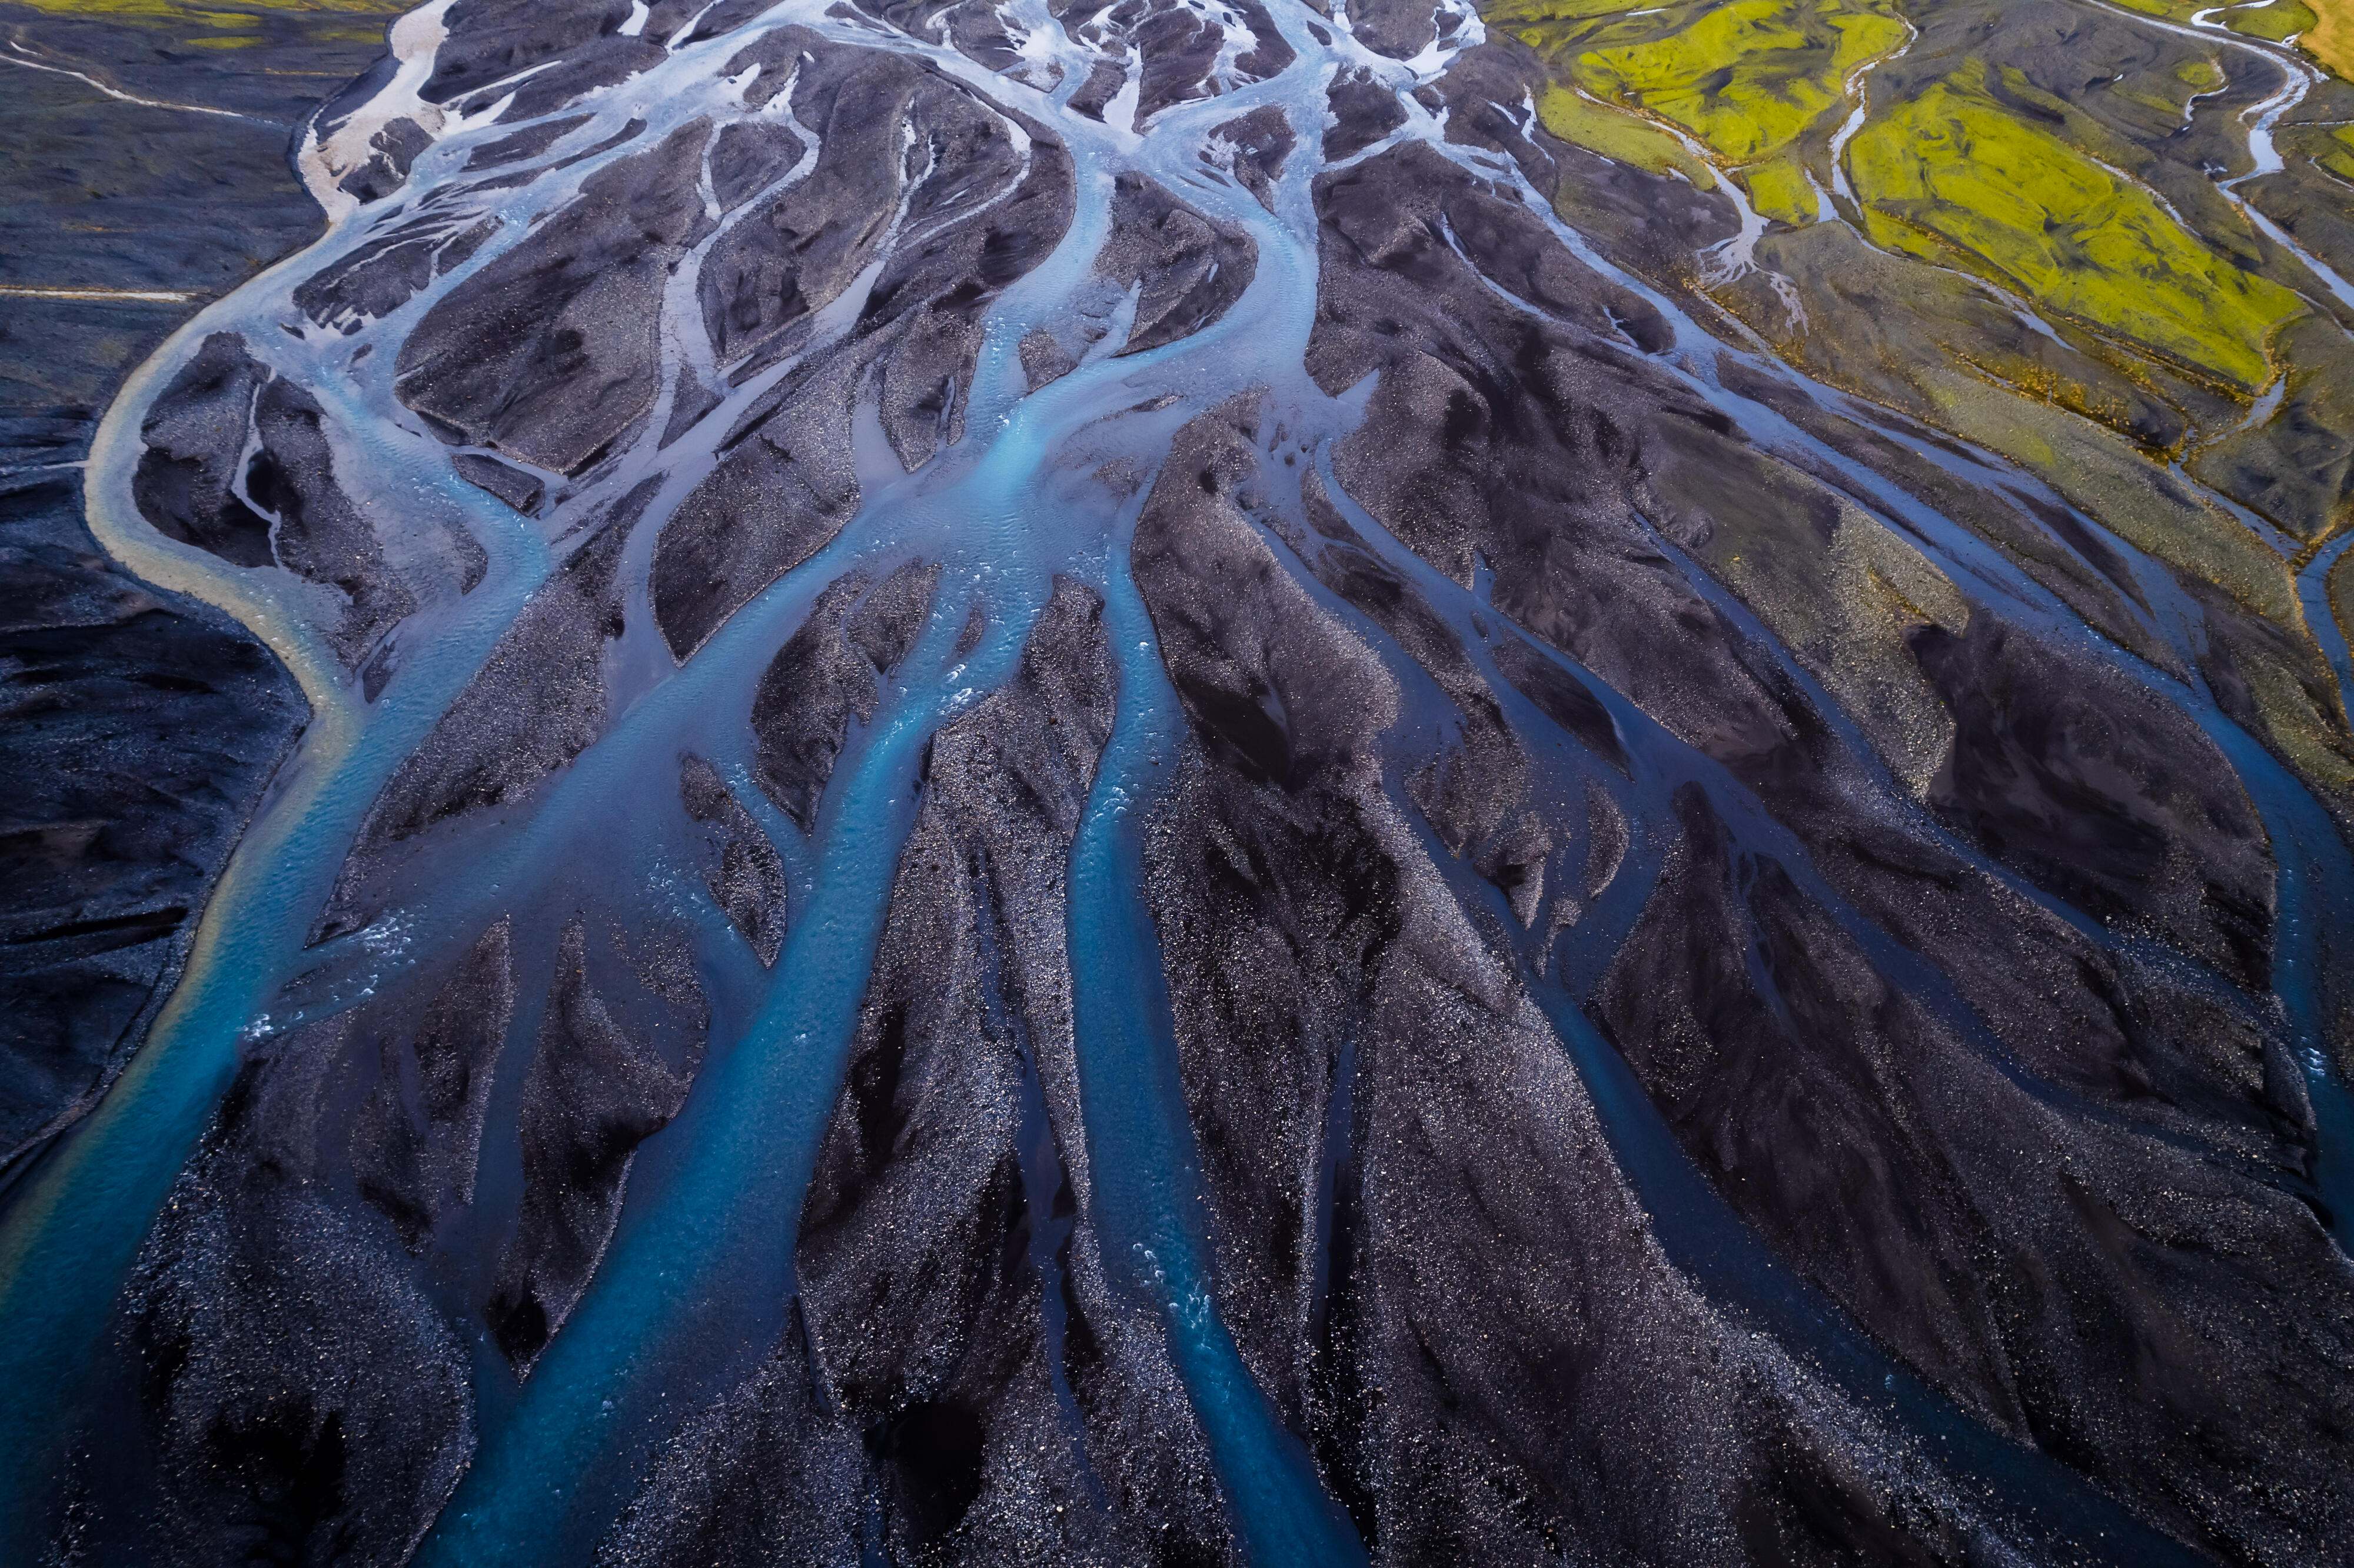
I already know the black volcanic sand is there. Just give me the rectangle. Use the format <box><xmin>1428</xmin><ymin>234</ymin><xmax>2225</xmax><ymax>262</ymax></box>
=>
<box><xmin>0</xmin><ymin>2</ymin><xmax>414</xmax><ymax>1177</ymax></box>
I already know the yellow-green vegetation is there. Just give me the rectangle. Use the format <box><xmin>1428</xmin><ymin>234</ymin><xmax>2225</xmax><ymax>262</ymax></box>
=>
<box><xmin>1736</xmin><ymin>219</ymin><xmax>2165</xmax><ymax>455</ymax></box>
<box><xmin>1486</xmin><ymin>0</ymin><xmax>1661</xmax><ymax>55</ymax></box>
<box><xmin>1488</xmin><ymin>0</ymin><xmax>1634</xmax><ymax>28</ymax></box>
<box><xmin>2309</xmin><ymin>0</ymin><xmax>2354</xmax><ymax>77</ymax></box>
<box><xmin>1494</xmin><ymin>0</ymin><xmax>1911</xmax><ymax>222</ymax></box>
<box><xmin>2109</xmin><ymin>52</ymin><xmax>2225</xmax><ymax>118</ymax></box>
<box><xmin>2092</xmin><ymin>0</ymin><xmax>2351</xmax><ymax>78</ymax></box>
<box><xmin>1910</xmin><ymin>361</ymin><xmax>2299</xmax><ymax>617</ymax></box>
<box><xmin>1483</xmin><ymin>0</ymin><xmax>2349</xmax><ymax>793</ymax></box>
<box><xmin>1532</xmin><ymin>82</ymin><xmax>1720</xmax><ymax>185</ymax></box>
<box><xmin>1574</xmin><ymin>0</ymin><xmax>1909</xmax><ymax>163</ymax></box>
<box><xmin>5</xmin><ymin>0</ymin><xmax>406</xmax><ymax>13</ymax></box>
<box><xmin>2175</xmin><ymin>55</ymin><xmax>2226</xmax><ymax>89</ymax></box>
<box><xmin>1488</xmin><ymin>0</ymin><xmax>1657</xmax><ymax>69</ymax></box>
<box><xmin>2100</xmin><ymin>0</ymin><xmax>2282</xmax><ymax>20</ymax></box>
<box><xmin>2226</xmin><ymin>0</ymin><xmax>2318</xmax><ymax>42</ymax></box>
<box><xmin>1497</xmin><ymin>0</ymin><xmax>1728</xmax><ymax>182</ymax></box>
<box><xmin>2322</xmin><ymin>123</ymin><xmax>2354</xmax><ymax>181</ymax></box>
<box><xmin>5</xmin><ymin>0</ymin><xmax>407</xmax><ymax>46</ymax></box>
<box><xmin>1848</xmin><ymin>66</ymin><xmax>2302</xmax><ymax>390</ymax></box>
<box><xmin>1919</xmin><ymin>359</ymin><xmax>2354</xmax><ymax>803</ymax></box>
<box><xmin>1741</xmin><ymin>155</ymin><xmax>1819</xmax><ymax>224</ymax></box>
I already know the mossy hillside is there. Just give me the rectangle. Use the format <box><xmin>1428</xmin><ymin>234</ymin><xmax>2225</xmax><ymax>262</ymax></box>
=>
<box><xmin>1722</xmin><ymin>218</ymin><xmax>2192</xmax><ymax>454</ymax></box>
<box><xmin>1572</xmin><ymin>0</ymin><xmax>1910</xmax><ymax>163</ymax></box>
<box><xmin>1741</xmin><ymin>154</ymin><xmax>1819</xmax><ymax>223</ymax></box>
<box><xmin>1479</xmin><ymin>0</ymin><xmax>2352</xmax><ymax>802</ymax></box>
<box><xmin>1963</xmin><ymin>58</ymin><xmax>2275</xmax><ymax>287</ymax></box>
<box><xmin>6</xmin><ymin>0</ymin><xmax>404</xmax><ymax>15</ymax></box>
<box><xmin>2187</xmin><ymin>314</ymin><xmax>2354</xmax><ymax>540</ymax></box>
<box><xmin>1498</xmin><ymin>0</ymin><xmax>1719</xmax><ymax>178</ymax></box>
<box><xmin>2322</xmin><ymin>122</ymin><xmax>2354</xmax><ymax>181</ymax></box>
<box><xmin>1500</xmin><ymin>0</ymin><xmax>1910</xmax><ymax>228</ymax></box>
<box><xmin>2090</xmin><ymin>0</ymin><xmax>2348</xmax><ymax>76</ymax></box>
<box><xmin>1848</xmin><ymin>68</ymin><xmax>2303</xmax><ymax>391</ymax></box>
<box><xmin>1907</xmin><ymin>359</ymin><xmax>2300</xmax><ymax>617</ymax></box>
<box><xmin>2100</xmin><ymin>0</ymin><xmax>2301</xmax><ymax>28</ymax></box>
<box><xmin>1484</xmin><ymin>0</ymin><xmax>1648</xmax><ymax>47</ymax></box>
<box><xmin>2159</xmin><ymin>0</ymin><xmax>2324</xmax><ymax>44</ymax></box>
<box><xmin>4</xmin><ymin>0</ymin><xmax>407</xmax><ymax>47</ymax></box>
<box><xmin>1899</xmin><ymin>359</ymin><xmax>2354</xmax><ymax>799</ymax></box>
<box><xmin>2092</xmin><ymin>51</ymin><xmax>2230</xmax><ymax>123</ymax></box>
<box><xmin>1488</xmin><ymin>0</ymin><xmax>1691</xmax><ymax>83</ymax></box>
<box><xmin>2313</xmin><ymin>0</ymin><xmax>2354</xmax><ymax>78</ymax></box>
<box><xmin>2225</xmin><ymin>0</ymin><xmax>2320</xmax><ymax>42</ymax></box>
<box><xmin>1533</xmin><ymin>81</ymin><xmax>1722</xmax><ymax>184</ymax></box>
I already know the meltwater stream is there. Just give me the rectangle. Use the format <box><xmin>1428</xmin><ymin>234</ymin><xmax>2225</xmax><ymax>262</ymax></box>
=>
<box><xmin>4</xmin><ymin>0</ymin><xmax>2353</xmax><ymax>1560</ymax></box>
<box><xmin>0</xmin><ymin>235</ymin><xmax>556</xmax><ymax>1535</ymax></box>
<box><xmin>0</xmin><ymin>0</ymin><xmax>1416</xmax><ymax>1556</ymax></box>
<box><xmin>408</xmin><ymin>8</ymin><xmax>1396</xmax><ymax>1559</ymax></box>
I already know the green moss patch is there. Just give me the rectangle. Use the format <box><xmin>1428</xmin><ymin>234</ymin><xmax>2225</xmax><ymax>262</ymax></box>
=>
<box><xmin>1572</xmin><ymin>0</ymin><xmax>1910</xmax><ymax>163</ymax></box>
<box><xmin>1533</xmin><ymin>81</ymin><xmax>1720</xmax><ymax>184</ymax></box>
<box><xmin>1847</xmin><ymin>67</ymin><xmax>2302</xmax><ymax>389</ymax></box>
<box><xmin>1742</xmin><ymin>154</ymin><xmax>1820</xmax><ymax>223</ymax></box>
